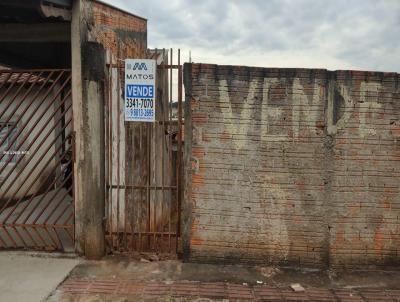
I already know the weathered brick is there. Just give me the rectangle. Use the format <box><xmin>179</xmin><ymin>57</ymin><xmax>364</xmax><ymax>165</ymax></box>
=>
<box><xmin>89</xmin><ymin>0</ymin><xmax>147</xmax><ymax>60</ymax></box>
<box><xmin>183</xmin><ymin>63</ymin><xmax>400</xmax><ymax>267</ymax></box>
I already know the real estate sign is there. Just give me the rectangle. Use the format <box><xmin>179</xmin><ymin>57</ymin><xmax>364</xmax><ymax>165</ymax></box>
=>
<box><xmin>124</xmin><ymin>59</ymin><xmax>156</xmax><ymax>122</ymax></box>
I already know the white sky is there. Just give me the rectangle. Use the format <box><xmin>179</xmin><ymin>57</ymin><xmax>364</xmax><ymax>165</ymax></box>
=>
<box><xmin>105</xmin><ymin>0</ymin><xmax>400</xmax><ymax>73</ymax></box>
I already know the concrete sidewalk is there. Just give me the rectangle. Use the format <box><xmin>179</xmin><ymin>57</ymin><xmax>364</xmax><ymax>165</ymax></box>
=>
<box><xmin>0</xmin><ymin>252</ymin><xmax>80</xmax><ymax>302</ymax></box>
<box><xmin>47</xmin><ymin>255</ymin><xmax>400</xmax><ymax>301</ymax></box>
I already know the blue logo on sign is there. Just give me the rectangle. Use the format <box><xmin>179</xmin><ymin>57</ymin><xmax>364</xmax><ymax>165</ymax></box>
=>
<box><xmin>127</xmin><ymin>62</ymin><xmax>148</xmax><ymax>71</ymax></box>
<box><xmin>126</xmin><ymin>85</ymin><xmax>154</xmax><ymax>99</ymax></box>
<box><xmin>133</xmin><ymin>63</ymin><xmax>147</xmax><ymax>70</ymax></box>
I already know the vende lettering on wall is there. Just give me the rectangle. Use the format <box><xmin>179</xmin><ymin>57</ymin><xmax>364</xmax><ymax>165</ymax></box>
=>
<box><xmin>124</xmin><ymin>59</ymin><xmax>156</xmax><ymax>122</ymax></box>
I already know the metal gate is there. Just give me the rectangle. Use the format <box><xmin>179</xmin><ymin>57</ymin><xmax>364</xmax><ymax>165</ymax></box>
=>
<box><xmin>105</xmin><ymin>49</ymin><xmax>183</xmax><ymax>254</ymax></box>
<box><xmin>0</xmin><ymin>69</ymin><xmax>74</xmax><ymax>252</ymax></box>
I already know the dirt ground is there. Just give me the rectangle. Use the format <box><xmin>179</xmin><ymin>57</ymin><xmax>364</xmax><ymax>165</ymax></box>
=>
<box><xmin>46</xmin><ymin>254</ymin><xmax>400</xmax><ymax>301</ymax></box>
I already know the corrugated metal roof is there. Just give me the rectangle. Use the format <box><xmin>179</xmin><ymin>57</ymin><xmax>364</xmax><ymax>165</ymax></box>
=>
<box><xmin>45</xmin><ymin>0</ymin><xmax>72</xmax><ymax>7</ymax></box>
<box><xmin>0</xmin><ymin>0</ymin><xmax>145</xmax><ymax>23</ymax></box>
<box><xmin>0</xmin><ymin>0</ymin><xmax>71</xmax><ymax>22</ymax></box>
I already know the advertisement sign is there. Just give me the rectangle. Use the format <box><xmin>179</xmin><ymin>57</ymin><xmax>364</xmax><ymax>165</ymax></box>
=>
<box><xmin>124</xmin><ymin>59</ymin><xmax>156</xmax><ymax>122</ymax></box>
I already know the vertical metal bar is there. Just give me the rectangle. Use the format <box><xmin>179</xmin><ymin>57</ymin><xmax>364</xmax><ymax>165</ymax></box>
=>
<box><xmin>123</xmin><ymin>101</ymin><xmax>128</xmax><ymax>251</ymax></box>
<box><xmin>71</xmin><ymin>83</ymin><xmax>76</xmax><ymax>247</ymax></box>
<box><xmin>130</xmin><ymin>122</ymin><xmax>140</xmax><ymax>251</ymax></box>
<box><xmin>168</xmin><ymin>49</ymin><xmax>173</xmax><ymax>252</ymax></box>
<box><xmin>153</xmin><ymin>122</ymin><xmax>156</xmax><ymax>251</ymax></box>
<box><xmin>176</xmin><ymin>49</ymin><xmax>183</xmax><ymax>252</ymax></box>
<box><xmin>109</xmin><ymin>57</ymin><xmax>114</xmax><ymax>251</ymax></box>
<box><xmin>153</xmin><ymin>48</ymin><xmax>158</xmax><ymax>250</ymax></box>
<box><xmin>105</xmin><ymin>52</ymin><xmax>110</xmax><ymax>250</ymax></box>
<box><xmin>116</xmin><ymin>51</ymin><xmax>121</xmax><ymax>252</ymax></box>
<box><xmin>161</xmin><ymin>48</ymin><xmax>166</xmax><ymax>252</ymax></box>
<box><xmin>146</xmin><ymin>122</ymin><xmax>151</xmax><ymax>249</ymax></box>
<box><xmin>138</xmin><ymin>124</ymin><xmax>143</xmax><ymax>251</ymax></box>
<box><xmin>129</xmin><ymin>52</ymin><xmax>137</xmax><ymax>251</ymax></box>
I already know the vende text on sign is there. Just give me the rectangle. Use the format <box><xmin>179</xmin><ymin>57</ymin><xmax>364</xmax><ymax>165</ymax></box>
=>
<box><xmin>124</xmin><ymin>59</ymin><xmax>156</xmax><ymax>122</ymax></box>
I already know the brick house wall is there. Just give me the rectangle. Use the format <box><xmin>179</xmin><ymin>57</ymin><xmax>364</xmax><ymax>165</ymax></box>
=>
<box><xmin>183</xmin><ymin>63</ymin><xmax>400</xmax><ymax>268</ymax></box>
<box><xmin>89</xmin><ymin>0</ymin><xmax>147</xmax><ymax>59</ymax></box>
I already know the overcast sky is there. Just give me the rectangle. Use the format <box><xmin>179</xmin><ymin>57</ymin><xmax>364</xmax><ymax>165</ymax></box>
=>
<box><xmin>106</xmin><ymin>0</ymin><xmax>400</xmax><ymax>72</ymax></box>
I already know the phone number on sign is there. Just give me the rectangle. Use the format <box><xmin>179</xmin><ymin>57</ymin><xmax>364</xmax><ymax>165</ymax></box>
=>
<box><xmin>126</xmin><ymin>98</ymin><xmax>154</xmax><ymax>109</ymax></box>
<box><xmin>127</xmin><ymin>108</ymin><xmax>154</xmax><ymax>118</ymax></box>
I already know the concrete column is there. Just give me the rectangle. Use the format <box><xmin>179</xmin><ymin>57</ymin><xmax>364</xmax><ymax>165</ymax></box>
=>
<box><xmin>71</xmin><ymin>0</ymin><xmax>105</xmax><ymax>259</ymax></box>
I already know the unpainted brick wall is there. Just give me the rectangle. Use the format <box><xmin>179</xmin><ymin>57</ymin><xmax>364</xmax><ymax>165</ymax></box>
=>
<box><xmin>89</xmin><ymin>0</ymin><xmax>147</xmax><ymax>59</ymax></box>
<box><xmin>183</xmin><ymin>63</ymin><xmax>400</xmax><ymax>268</ymax></box>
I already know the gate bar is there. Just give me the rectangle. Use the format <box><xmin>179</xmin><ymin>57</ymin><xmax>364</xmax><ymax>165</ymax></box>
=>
<box><xmin>0</xmin><ymin>72</ymin><xmax>43</xmax><ymax>123</ymax></box>
<box><xmin>0</xmin><ymin>72</ymin><xmax>32</xmax><ymax>117</ymax></box>
<box><xmin>0</xmin><ymin>88</ymin><xmax>72</xmax><ymax>179</ymax></box>
<box><xmin>168</xmin><ymin>48</ymin><xmax>173</xmax><ymax>252</ymax></box>
<box><xmin>0</xmin><ymin>71</ymin><xmax>65</xmax><ymax>151</ymax></box>
<box><xmin>176</xmin><ymin>49</ymin><xmax>183</xmax><ymax>251</ymax></box>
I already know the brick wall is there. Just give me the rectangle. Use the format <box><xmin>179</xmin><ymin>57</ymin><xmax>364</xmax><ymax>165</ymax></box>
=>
<box><xmin>183</xmin><ymin>63</ymin><xmax>400</xmax><ymax>268</ymax></box>
<box><xmin>88</xmin><ymin>0</ymin><xmax>147</xmax><ymax>59</ymax></box>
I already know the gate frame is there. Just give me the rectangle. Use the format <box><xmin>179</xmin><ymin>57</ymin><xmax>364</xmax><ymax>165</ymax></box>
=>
<box><xmin>0</xmin><ymin>68</ymin><xmax>75</xmax><ymax>252</ymax></box>
<box><xmin>104</xmin><ymin>48</ymin><xmax>183</xmax><ymax>255</ymax></box>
